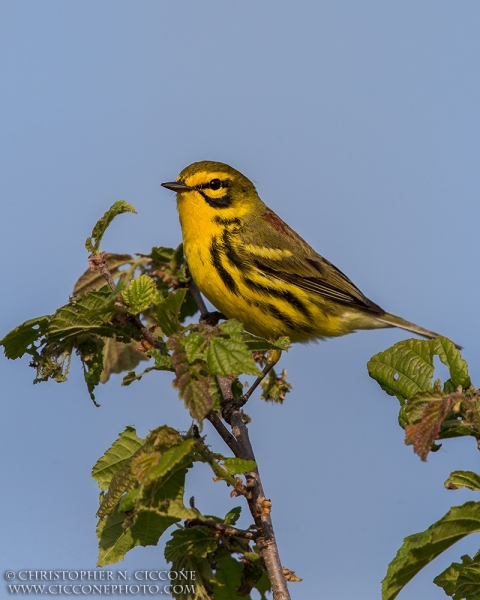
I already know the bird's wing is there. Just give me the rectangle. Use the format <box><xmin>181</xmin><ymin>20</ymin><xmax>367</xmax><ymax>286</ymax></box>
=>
<box><xmin>238</xmin><ymin>208</ymin><xmax>383</xmax><ymax>313</ymax></box>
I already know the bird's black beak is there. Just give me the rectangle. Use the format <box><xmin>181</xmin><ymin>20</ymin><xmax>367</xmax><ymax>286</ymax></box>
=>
<box><xmin>161</xmin><ymin>181</ymin><xmax>192</xmax><ymax>192</ymax></box>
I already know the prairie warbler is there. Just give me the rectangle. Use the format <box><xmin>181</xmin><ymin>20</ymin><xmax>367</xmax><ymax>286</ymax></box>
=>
<box><xmin>162</xmin><ymin>161</ymin><xmax>447</xmax><ymax>345</ymax></box>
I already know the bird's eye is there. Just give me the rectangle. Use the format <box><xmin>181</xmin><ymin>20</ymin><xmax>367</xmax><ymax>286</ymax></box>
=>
<box><xmin>209</xmin><ymin>179</ymin><xmax>222</xmax><ymax>190</ymax></box>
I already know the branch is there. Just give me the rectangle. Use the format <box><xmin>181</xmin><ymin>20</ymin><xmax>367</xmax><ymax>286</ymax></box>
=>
<box><xmin>186</xmin><ymin>518</ymin><xmax>258</xmax><ymax>540</ymax></box>
<box><xmin>88</xmin><ymin>252</ymin><xmax>166</xmax><ymax>352</ymax></box>
<box><xmin>186</xmin><ymin>278</ymin><xmax>291</xmax><ymax>599</ymax></box>
<box><xmin>218</xmin><ymin>377</ymin><xmax>290</xmax><ymax>600</ymax></box>
<box><xmin>205</xmin><ymin>410</ymin><xmax>247</xmax><ymax>459</ymax></box>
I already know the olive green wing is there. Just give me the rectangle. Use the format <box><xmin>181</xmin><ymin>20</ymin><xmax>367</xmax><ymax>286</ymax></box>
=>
<box><xmin>239</xmin><ymin>208</ymin><xmax>384</xmax><ymax>314</ymax></box>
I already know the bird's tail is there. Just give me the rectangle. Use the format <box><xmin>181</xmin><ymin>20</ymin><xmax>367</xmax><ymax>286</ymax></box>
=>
<box><xmin>376</xmin><ymin>312</ymin><xmax>462</xmax><ymax>350</ymax></box>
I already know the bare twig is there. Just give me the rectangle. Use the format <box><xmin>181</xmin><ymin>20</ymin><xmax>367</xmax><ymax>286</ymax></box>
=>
<box><xmin>205</xmin><ymin>411</ymin><xmax>247</xmax><ymax>459</ymax></box>
<box><xmin>186</xmin><ymin>518</ymin><xmax>258</xmax><ymax>540</ymax></box>
<box><xmin>88</xmin><ymin>252</ymin><xmax>166</xmax><ymax>352</ymax></box>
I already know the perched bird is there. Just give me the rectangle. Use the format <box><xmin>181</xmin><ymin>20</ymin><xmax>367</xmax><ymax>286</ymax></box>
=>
<box><xmin>162</xmin><ymin>161</ymin><xmax>446</xmax><ymax>344</ymax></box>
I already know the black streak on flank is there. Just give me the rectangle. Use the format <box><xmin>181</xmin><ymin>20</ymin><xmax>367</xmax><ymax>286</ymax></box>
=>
<box><xmin>210</xmin><ymin>238</ymin><xmax>237</xmax><ymax>295</ymax></box>
<box><xmin>242</xmin><ymin>275</ymin><xmax>311</xmax><ymax>320</ymax></box>
<box><xmin>265</xmin><ymin>303</ymin><xmax>297</xmax><ymax>332</ymax></box>
<box><xmin>222</xmin><ymin>229</ymin><xmax>244</xmax><ymax>270</ymax></box>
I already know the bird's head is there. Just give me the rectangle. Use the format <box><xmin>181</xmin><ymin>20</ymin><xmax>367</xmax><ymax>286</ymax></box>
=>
<box><xmin>162</xmin><ymin>161</ymin><xmax>262</xmax><ymax>220</ymax></box>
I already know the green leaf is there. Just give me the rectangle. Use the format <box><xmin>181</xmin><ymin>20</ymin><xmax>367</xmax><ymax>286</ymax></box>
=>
<box><xmin>77</xmin><ymin>335</ymin><xmax>105</xmax><ymax>402</ymax></box>
<box><xmin>184</xmin><ymin>333</ymin><xmax>207</xmax><ymax>363</ymax></box>
<box><xmin>49</xmin><ymin>289</ymin><xmax>134</xmax><ymax>342</ymax></box>
<box><xmin>368</xmin><ymin>339</ymin><xmax>435</xmax><ymax>402</ymax></box>
<box><xmin>382</xmin><ymin>501</ymin><xmax>480</xmax><ymax>600</ymax></box>
<box><xmin>164</xmin><ymin>527</ymin><xmax>219</xmax><ymax>562</ymax></box>
<box><xmin>207</xmin><ymin>337</ymin><xmax>261</xmax><ymax>377</ymax></box>
<box><xmin>445</xmin><ymin>471</ymin><xmax>480</xmax><ymax>492</ymax></box>
<box><xmin>155</xmin><ymin>289</ymin><xmax>188</xmax><ymax>336</ymax></box>
<box><xmin>213</xmin><ymin>555</ymin><xmax>245</xmax><ymax>599</ymax></box>
<box><xmin>162</xmin><ymin>287</ymin><xmax>188</xmax><ymax>314</ymax></box>
<box><xmin>117</xmin><ymin>489</ymin><xmax>138</xmax><ymax>513</ymax></box>
<box><xmin>0</xmin><ymin>316</ymin><xmax>49</xmax><ymax>359</ymax></box>
<box><xmin>86</xmin><ymin>201</ymin><xmax>136</xmax><ymax>255</ymax></box>
<box><xmin>92</xmin><ymin>426</ymin><xmax>144</xmax><ymax>490</ymax></box>
<box><xmin>434</xmin><ymin>552</ymin><xmax>480</xmax><ymax>599</ymax></box>
<box><xmin>169</xmin><ymin>555</ymin><xmax>215</xmax><ymax>600</ymax></box>
<box><xmin>97</xmin><ymin>469</ymin><xmax>189</xmax><ymax>566</ymax></box>
<box><xmin>169</xmin><ymin>336</ymin><xmax>213</xmax><ymax>423</ymax></box>
<box><xmin>121</xmin><ymin>275</ymin><xmax>156</xmax><ymax>314</ymax></box>
<box><xmin>96</xmin><ymin>507</ymin><xmax>134</xmax><ymax>567</ymax></box>
<box><xmin>243</xmin><ymin>333</ymin><xmax>290</xmax><ymax>352</ymax></box>
<box><xmin>369</xmin><ymin>337</ymin><xmax>470</xmax><ymax>404</ymax></box>
<box><xmin>224</xmin><ymin>507</ymin><xmax>242</xmax><ymax>526</ymax></box>
<box><xmin>144</xmin><ymin>439</ymin><xmax>197</xmax><ymax>483</ymax></box>
<box><xmin>218</xmin><ymin>319</ymin><xmax>244</xmax><ymax>338</ymax></box>
<box><xmin>221</xmin><ymin>458</ymin><xmax>257</xmax><ymax>476</ymax></box>
<box><xmin>434</xmin><ymin>556</ymin><xmax>470</xmax><ymax>597</ymax></box>
<box><xmin>179</xmin><ymin>290</ymin><xmax>199</xmax><ymax>322</ymax></box>
<box><xmin>434</xmin><ymin>337</ymin><xmax>471</xmax><ymax>390</ymax></box>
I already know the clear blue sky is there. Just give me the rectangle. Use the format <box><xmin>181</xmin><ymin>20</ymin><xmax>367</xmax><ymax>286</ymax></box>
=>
<box><xmin>1</xmin><ymin>2</ymin><xmax>479</xmax><ymax>598</ymax></box>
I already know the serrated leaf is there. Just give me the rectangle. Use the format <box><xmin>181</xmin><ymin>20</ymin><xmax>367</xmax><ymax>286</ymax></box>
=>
<box><xmin>73</xmin><ymin>253</ymin><xmax>136</xmax><ymax>296</ymax></box>
<box><xmin>369</xmin><ymin>338</ymin><xmax>470</xmax><ymax>404</ymax></box>
<box><xmin>144</xmin><ymin>439</ymin><xmax>197</xmax><ymax>483</ymax></box>
<box><xmin>92</xmin><ymin>426</ymin><xmax>144</xmax><ymax>490</ymax></box>
<box><xmin>49</xmin><ymin>289</ymin><xmax>133</xmax><ymax>342</ymax></box>
<box><xmin>221</xmin><ymin>458</ymin><xmax>257</xmax><ymax>476</ymax></box>
<box><xmin>207</xmin><ymin>337</ymin><xmax>261</xmax><ymax>377</ymax></box>
<box><xmin>434</xmin><ymin>337</ymin><xmax>471</xmax><ymax>389</ymax></box>
<box><xmin>86</xmin><ymin>201</ymin><xmax>136</xmax><ymax>255</ymax></box>
<box><xmin>97</xmin><ymin>467</ymin><xmax>192</xmax><ymax>566</ymax></box>
<box><xmin>218</xmin><ymin>320</ymin><xmax>244</xmax><ymax>338</ymax></box>
<box><xmin>224</xmin><ymin>507</ymin><xmax>242</xmax><ymax>526</ymax></box>
<box><xmin>434</xmin><ymin>553</ymin><xmax>480</xmax><ymax>599</ymax></box>
<box><xmin>382</xmin><ymin>501</ymin><xmax>480</xmax><ymax>600</ymax></box>
<box><xmin>121</xmin><ymin>275</ymin><xmax>156</xmax><ymax>314</ymax></box>
<box><xmin>445</xmin><ymin>471</ymin><xmax>480</xmax><ymax>492</ymax></box>
<box><xmin>164</xmin><ymin>527</ymin><xmax>218</xmax><ymax>562</ymax></box>
<box><xmin>404</xmin><ymin>393</ymin><xmax>456</xmax><ymax>461</ymax></box>
<box><xmin>0</xmin><ymin>316</ymin><xmax>49</xmax><ymax>359</ymax></box>
<box><xmin>434</xmin><ymin>555</ymin><xmax>471</xmax><ymax>596</ymax></box>
<box><xmin>169</xmin><ymin>336</ymin><xmax>213</xmax><ymax>423</ymax></box>
<box><xmin>183</xmin><ymin>333</ymin><xmax>206</xmax><ymax>362</ymax></box>
<box><xmin>368</xmin><ymin>339</ymin><xmax>435</xmax><ymax>402</ymax></box>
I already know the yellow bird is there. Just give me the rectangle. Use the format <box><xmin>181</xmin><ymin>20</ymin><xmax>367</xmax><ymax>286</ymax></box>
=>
<box><xmin>162</xmin><ymin>161</ymin><xmax>446</xmax><ymax>344</ymax></box>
